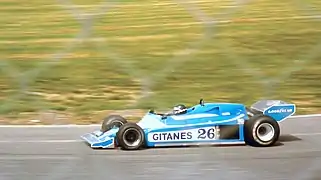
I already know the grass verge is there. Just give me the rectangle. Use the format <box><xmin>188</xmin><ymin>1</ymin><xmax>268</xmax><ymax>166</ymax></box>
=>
<box><xmin>0</xmin><ymin>0</ymin><xmax>320</xmax><ymax>124</ymax></box>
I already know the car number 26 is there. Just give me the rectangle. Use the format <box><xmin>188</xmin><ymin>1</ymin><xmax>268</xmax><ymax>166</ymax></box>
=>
<box><xmin>197</xmin><ymin>128</ymin><xmax>216</xmax><ymax>139</ymax></box>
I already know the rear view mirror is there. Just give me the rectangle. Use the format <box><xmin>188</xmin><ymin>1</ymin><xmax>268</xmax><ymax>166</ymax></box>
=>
<box><xmin>199</xmin><ymin>98</ymin><xmax>204</xmax><ymax>106</ymax></box>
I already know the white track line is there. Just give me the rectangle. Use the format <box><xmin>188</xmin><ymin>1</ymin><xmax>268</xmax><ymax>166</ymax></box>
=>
<box><xmin>292</xmin><ymin>132</ymin><xmax>321</xmax><ymax>136</ymax></box>
<box><xmin>0</xmin><ymin>140</ymin><xmax>82</xmax><ymax>143</ymax></box>
<box><xmin>288</xmin><ymin>114</ymin><xmax>321</xmax><ymax>118</ymax></box>
<box><xmin>0</xmin><ymin>124</ymin><xmax>100</xmax><ymax>128</ymax></box>
<box><xmin>0</xmin><ymin>132</ymin><xmax>320</xmax><ymax>144</ymax></box>
<box><xmin>0</xmin><ymin>156</ymin><xmax>80</xmax><ymax>160</ymax></box>
<box><xmin>0</xmin><ymin>114</ymin><xmax>320</xmax><ymax>128</ymax></box>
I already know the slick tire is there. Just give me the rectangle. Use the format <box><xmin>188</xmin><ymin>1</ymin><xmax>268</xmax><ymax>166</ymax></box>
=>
<box><xmin>101</xmin><ymin>115</ymin><xmax>128</xmax><ymax>132</ymax></box>
<box><xmin>244</xmin><ymin>114</ymin><xmax>280</xmax><ymax>147</ymax></box>
<box><xmin>116</xmin><ymin>122</ymin><xmax>145</xmax><ymax>150</ymax></box>
<box><xmin>246</xmin><ymin>107</ymin><xmax>262</xmax><ymax>117</ymax></box>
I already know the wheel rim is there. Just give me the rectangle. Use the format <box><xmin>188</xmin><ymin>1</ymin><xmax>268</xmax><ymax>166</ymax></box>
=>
<box><xmin>123</xmin><ymin>128</ymin><xmax>142</xmax><ymax>147</ymax></box>
<box><xmin>256</xmin><ymin>123</ymin><xmax>275</xmax><ymax>142</ymax></box>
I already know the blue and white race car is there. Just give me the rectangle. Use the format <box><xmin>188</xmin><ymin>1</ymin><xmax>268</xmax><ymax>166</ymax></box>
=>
<box><xmin>81</xmin><ymin>99</ymin><xmax>296</xmax><ymax>150</ymax></box>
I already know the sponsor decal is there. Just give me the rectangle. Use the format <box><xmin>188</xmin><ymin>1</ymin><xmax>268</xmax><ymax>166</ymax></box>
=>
<box><xmin>148</xmin><ymin>126</ymin><xmax>220</xmax><ymax>142</ymax></box>
<box><xmin>267</xmin><ymin>108</ymin><xmax>293</xmax><ymax>114</ymax></box>
<box><xmin>152</xmin><ymin>132</ymin><xmax>192</xmax><ymax>141</ymax></box>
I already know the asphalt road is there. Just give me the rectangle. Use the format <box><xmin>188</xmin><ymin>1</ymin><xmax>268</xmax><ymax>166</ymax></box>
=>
<box><xmin>0</xmin><ymin>116</ymin><xmax>321</xmax><ymax>180</ymax></box>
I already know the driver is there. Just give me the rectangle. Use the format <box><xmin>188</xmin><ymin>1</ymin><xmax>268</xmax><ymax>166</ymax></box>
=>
<box><xmin>159</xmin><ymin>104</ymin><xmax>188</xmax><ymax>119</ymax></box>
<box><xmin>172</xmin><ymin>104</ymin><xmax>188</xmax><ymax>115</ymax></box>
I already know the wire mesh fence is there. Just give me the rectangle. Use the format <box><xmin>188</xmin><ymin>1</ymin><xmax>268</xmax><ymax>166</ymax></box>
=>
<box><xmin>0</xmin><ymin>1</ymin><xmax>321</xmax><ymax>180</ymax></box>
<box><xmin>0</xmin><ymin>0</ymin><xmax>321</xmax><ymax>125</ymax></box>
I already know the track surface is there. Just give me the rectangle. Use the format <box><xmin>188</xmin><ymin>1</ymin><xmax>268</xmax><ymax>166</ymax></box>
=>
<box><xmin>1</xmin><ymin>116</ymin><xmax>321</xmax><ymax>180</ymax></box>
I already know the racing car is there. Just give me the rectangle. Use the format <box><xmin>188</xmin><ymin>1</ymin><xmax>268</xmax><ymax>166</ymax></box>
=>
<box><xmin>80</xmin><ymin>99</ymin><xmax>296</xmax><ymax>150</ymax></box>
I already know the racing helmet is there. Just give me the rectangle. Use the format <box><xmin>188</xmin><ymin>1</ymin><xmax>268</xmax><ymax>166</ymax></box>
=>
<box><xmin>173</xmin><ymin>104</ymin><xmax>187</xmax><ymax>115</ymax></box>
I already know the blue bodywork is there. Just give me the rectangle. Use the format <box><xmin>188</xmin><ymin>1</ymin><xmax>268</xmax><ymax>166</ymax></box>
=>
<box><xmin>81</xmin><ymin>100</ymin><xmax>296</xmax><ymax>149</ymax></box>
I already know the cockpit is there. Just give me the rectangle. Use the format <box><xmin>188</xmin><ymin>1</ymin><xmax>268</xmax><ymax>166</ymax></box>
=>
<box><xmin>148</xmin><ymin>99</ymin><xmax>206</xmax><ymax>119</ymax></box>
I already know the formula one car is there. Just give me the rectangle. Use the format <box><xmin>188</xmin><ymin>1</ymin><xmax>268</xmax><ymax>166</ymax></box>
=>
<box><xmin>81</xmin><ymin>99</ymin><xmax>296</xmax><ymax>150</ymax></box>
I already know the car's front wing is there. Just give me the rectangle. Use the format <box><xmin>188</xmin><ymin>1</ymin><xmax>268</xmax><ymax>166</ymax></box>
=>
<box><xmin>80</xmin><ymin>130</ymin><xmax>117</xmax><ymax>148</ymax></box>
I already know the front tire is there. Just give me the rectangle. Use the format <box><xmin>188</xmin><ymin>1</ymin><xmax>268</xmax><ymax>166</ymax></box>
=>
<box><xmin>244</xmin><ymin>114</ymin><xmax>280</xmax><ymax>147</ymax></box>
<box><xmin>116</xmin><ymin>123</ymin><xmax>145</xmax><ymax>150</ymax></box>
<box><xmin>101</xmin><ymin>115</ymin><xmax>128</xmax><ymax>132</ymax></box>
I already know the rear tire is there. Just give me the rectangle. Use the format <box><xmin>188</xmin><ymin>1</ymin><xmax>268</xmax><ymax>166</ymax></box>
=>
<box><xmin>246</xmin><ymin>107</ymin><xmax>262</xmax><ymax>117</ymax></box>
<box><xmin>116</xmin><ymin>123</ymin><xmax>145</xmax><ymax>150</ymax></box>
<box><xmin>101</xmin><ymin>115</ymin><xmax>128</xmax><ymax>133</ymax></box>
<box><xmin>244</xmin><ymin>114</ymin><xmax>280</xmax><ymax>147</ymax></box>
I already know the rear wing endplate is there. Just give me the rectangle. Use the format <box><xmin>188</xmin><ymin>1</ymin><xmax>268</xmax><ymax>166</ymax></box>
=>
<box><xmin>250</xmin><ymin>100</ymin><xmax>296</xmax><ymax>121</ymax></box>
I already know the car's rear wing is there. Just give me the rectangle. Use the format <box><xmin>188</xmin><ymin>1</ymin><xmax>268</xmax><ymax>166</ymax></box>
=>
<box><xmin>249</xmin><ymin>100</ymin><xmax>296</xmax><ymax>122</ymax></box>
